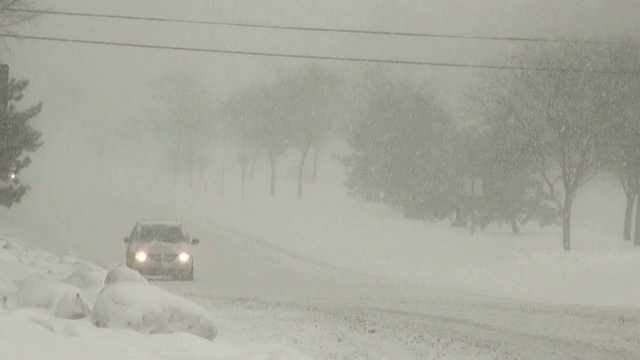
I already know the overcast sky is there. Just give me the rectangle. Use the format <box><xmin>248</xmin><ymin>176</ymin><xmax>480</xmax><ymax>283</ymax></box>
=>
<box><xmin>2</xmin><ymin>0</ymin><xmax>638</xmax><ymax>186</ymax></box>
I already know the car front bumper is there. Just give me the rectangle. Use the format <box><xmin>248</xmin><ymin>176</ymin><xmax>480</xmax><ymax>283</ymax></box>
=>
<box><xmin>129</xmin><ymin>259</ymin><xmax>193</xmax><ymax>277</ymax></box>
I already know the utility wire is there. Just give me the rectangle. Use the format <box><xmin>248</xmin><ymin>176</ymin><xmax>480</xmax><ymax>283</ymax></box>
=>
<box><xmin>0</xmin><ymin>33</ymin><xmax>635</xmax><ymax>75</ymax></box>
<box><xmin>5</xmin><ymin>7</ymin><xmax>627</xmax><ymax>46</ymax></box>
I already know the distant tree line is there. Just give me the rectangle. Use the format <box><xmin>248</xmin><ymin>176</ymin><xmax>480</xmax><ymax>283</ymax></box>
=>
<box><xmin>340</xmin><ymin>39</ymin><xmax>640</xmax><ymax>250</ymax></box>
<box><xmin>159</xmin><ymin>37</ymin><xmax>639</xmax><ymax>251</ymax></box>
<box><xmin>222</xmin><ymin>64</ymin><xmax>342</xmax><ymax>198</ymax></box>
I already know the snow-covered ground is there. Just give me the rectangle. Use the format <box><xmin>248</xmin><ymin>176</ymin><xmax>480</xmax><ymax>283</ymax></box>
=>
<box><xmin>6</xmin><ymin>143</ymin><xmax>639</xmax><ymax>306</ymax></box>
<box><xmin>4</xmin><ymin>233</ymin><xmax>639</xmax><ymax>360</ymax></box>
<box><xmin>62</xmin><ymin>145</ymin><xmax>638</xmax><ymax>308</ymax></box>
<box><xmin>0</xmin><ymin>238</ymin><xmax>312</xmax><ymax>360</ymax></box>
<box><xmin>2</xmin><ymin>143</ymin><xmax>640</xmax><ymax>358</ymax></box>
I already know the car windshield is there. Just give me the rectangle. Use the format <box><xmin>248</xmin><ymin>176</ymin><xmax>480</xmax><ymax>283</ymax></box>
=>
<box><xmin>136</xmin><ymin>224</ymin><xmax>185</xmax><ymax>244</ymax></box>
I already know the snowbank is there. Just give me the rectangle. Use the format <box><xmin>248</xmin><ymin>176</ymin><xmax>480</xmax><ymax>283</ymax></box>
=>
<box><xmin>0</xmin><ymin>309</ymin><xmax>311</xmax><ymax>360</ymax></box>
<box><xmin>64</xmin><ymin>262</ymin><xmax>108</xmax><ymax>291</ymax></box>
<box><xmin>104</xmin><ymin>265</ymin><xmax>148</xmax><ymax>284</ymax></box>
<box><xmin>1</xmin><ymin>248</ymin><xmax>218</xmax><ymax>339</ymax></box>
<box><xmin>62</xmin><ymin>262</ymin><xmax>108</xmax><ymax>304</ymax></box>
<box><xmin>93</xmin><ymin>281</ymin><xmax>218</xmax><ymax>341</ymax></box>
<box><xmin>0</xmin><ymin>237</ymin><xmax>312</xmax><ymax>359</ymax></box>
<box><xmin>5</xmin><ymin>278</ymin><xmax>92</xmax><ymax>320</ymax></box>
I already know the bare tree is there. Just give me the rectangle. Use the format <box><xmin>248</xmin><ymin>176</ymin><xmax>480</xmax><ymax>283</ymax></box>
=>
<box><xmin>282</xmin><ymin>64</ymin><xmax>339</xmax><ymax>198</ymax></box>
<box><xmin>224</xmin><ymin>79</ymin><xmax>293</xmax><ymax>196</ymax></box>
<box><xmin>478</xmin><ymin>43</ymin><xmax>611</xmax><ymax>250</ymax></box>
<box><xmin>0</xmin><ymin>2</ymin><xmax>40</xmax><ymax>29</ymax></box>
<box><xmin>149</xmin><ymin>70</ymin><xmax>216</xmax><ymax>189</ymax></box>
<box><xmin>0</xmin><ymin>2</ymin><xmax>42</xmax><ymax>53</ymax></box>
<box><xmin>596</xmin><ymin>38</ymin><xmax>640</xmax><ymax>244</ymax></box>
<box><xmin>222</xmin><ymin>90</ymin><xmax>263</xmax><ymax>195</ymax></box>
<box><xmin>252</xmin><ymin>81</ymin><xmax>293</xmax><ymax>196</ymax></box>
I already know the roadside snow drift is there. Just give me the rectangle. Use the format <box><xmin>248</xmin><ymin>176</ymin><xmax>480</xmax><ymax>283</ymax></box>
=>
<box><xmin>63</xmin><ymin>262</ymin><xmax>108</xmax><ymax>291</ymax></box>
<box><xmin>1</xmin><ymin>239</ymin><xmax>217</xmax><ymax>340</ymax></box>
<box><xmin>92</xmin><ymin>281</ymin><xmax>218</xmax><ymax>341</ymax></box>
<box><xmin>0</xmin><ymin>308</ymin><xmax>312</xmax><ymax>360</ymax></box>
<box><xmin>0</xmin><ymin>237</ymin><xmax>312</xmax><ymax>359</ymax></box>
<box><xmin>104</xmin><ymin>265</ymin><xmax>148</xmax><ymax>284</ymax></box>
<box><xmin>5</xmin><ymin>278</ymin><xmax>92</xmax><ymax>319</ymax></box>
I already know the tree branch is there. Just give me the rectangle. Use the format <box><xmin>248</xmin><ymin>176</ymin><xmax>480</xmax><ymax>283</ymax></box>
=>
<box><xmin>540</xmin><ymin>167</ymin><xmax>563</xmax><ymax>211</ymax></box>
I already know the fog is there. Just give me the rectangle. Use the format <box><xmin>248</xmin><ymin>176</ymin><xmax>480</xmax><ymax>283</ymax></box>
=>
<box><xmin>1</xmin><ymin>0</ymin><xmax>637</xmax><ymax>279</ymax></box>
<box><xmin>1</xmin><ymin>1</ymin><xmax>640</xmax><ymax>358</ymax></box>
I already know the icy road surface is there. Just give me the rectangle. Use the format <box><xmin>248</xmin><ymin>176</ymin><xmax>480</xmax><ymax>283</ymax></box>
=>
<box><xmin>156</xmin><ymin>223</ymin><xmax>640</xmax><ymax>359</ymax></box>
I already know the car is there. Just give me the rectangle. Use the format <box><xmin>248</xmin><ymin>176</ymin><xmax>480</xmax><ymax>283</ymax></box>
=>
<box><xmin>124</xmin><ymin>219</ymin><xmax>200</xmax><ymax>281</ymax></box>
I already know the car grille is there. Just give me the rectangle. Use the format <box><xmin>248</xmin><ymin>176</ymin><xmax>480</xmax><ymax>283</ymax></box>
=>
<box><xmin>149</xmin><ymin>253</ymin><xmax>177</xmax><ymax>262</ymax></box>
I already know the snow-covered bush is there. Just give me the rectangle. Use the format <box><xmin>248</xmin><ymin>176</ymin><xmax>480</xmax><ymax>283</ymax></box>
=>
<box><xmin>0</xmin><ymin>276</ymin><xmax>15</xmax><ymax>296</ymax></box>
<box><xmin>92</xmin><ymin>281</ymin><xmax>218</xmax><ymax>341</ymax></box>
<box><xmin>0</xmin><ymin>280</ymin><xmax>10</xmax><ymax>310</ymax></box>
<box><xmin>5</xmin><ymin>278</ymin><xmax>91</xmax><ymax>319</ymax></box>
<box><xmin>62</xmin><ymin>262</ymin><xmax>109</xmax><ymax>305</ymax></box>
<box><xmin>104</xmin><ymin>265</ymin><xmax>147</xmax><ymax>284</ymax></box>
<box><xmin>64</xmin><ymin>262</ymin><xmax>108</xmax><ymax>290</ymax></box>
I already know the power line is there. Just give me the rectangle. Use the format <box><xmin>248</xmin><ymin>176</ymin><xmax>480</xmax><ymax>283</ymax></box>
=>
<box><xmin>0</xmin><ymin>33</ymin><xmax>635</xmax><ymax>75</ymax></box>
<box><xmin>6</xmin><ymin>7</ymin><xmax>627</xmax><ymax>46</ymax></box>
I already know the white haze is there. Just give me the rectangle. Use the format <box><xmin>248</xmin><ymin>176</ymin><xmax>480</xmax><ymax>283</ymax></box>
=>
<box><xmin>0</xmin><ymin>1</ymin><xmax>639</xmax><ymax>358</ymax></box>
<box><xmin>5</xmin><ymin>1</ymin><xmax>637</xmax><ymax>241</ymax></box>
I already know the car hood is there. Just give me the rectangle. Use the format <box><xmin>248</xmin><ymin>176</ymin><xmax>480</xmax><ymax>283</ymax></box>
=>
<box><xmin>132</xmin><ymin>240</ymin><xmax>189</xmax><ymax>254</ymax></box>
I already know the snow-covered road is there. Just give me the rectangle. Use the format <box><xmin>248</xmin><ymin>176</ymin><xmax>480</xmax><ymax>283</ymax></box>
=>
<box><xmin>156</xmin><ymin>222</ymin><xmax>640</xmax><ymax>359</ymax></box>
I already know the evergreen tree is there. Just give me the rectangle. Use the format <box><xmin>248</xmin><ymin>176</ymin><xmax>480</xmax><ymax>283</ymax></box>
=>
<box><xmin>0</xmin><ymin>78</ymin><xmax>42</xmax><ymax>208</ymax></box>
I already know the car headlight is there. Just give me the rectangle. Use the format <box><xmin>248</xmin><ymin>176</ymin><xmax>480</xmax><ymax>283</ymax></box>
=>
<box><xmin>134</xmin><ymin>251</ymin><xmax>148</xmax><ymax>262</ymax></box>
<box><xmin>178</xmin><ymin>252</ymin><xmax>190</xmax><ymax>262</ymax></box>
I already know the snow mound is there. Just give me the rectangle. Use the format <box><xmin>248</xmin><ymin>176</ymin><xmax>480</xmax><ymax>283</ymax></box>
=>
<box><xmin>2</xmin><ymin>239</ymin><xmax>25</xmax><ymax>252</ymax></box>
<box><xmin>0</xmin><ymin>237</ymin><xmax>311</xmax><ymax>358</ymax></box>
<box><xmin>64</xmin><ymin>262</ymin><xmax>108</xmax><ymax>291</ymax></box>
<box><xmin>0</xmin><ymin>247</ymin><xmax>18</xmax><ymax>263</ymax></box>
<box><xmin>0</xmin><ymin>276</ymin><xmax>16</xmax><ymax>310</ymax></box>
<box><xmin>60</xmin><ymin>252</ymin><xmax>78</xmax><ymax>264</ymax></box>
<box><xmin>63</xmin><ymin>262</ymin><xmax>109</xmax><ymax>305</ymax></box>
<box><xmin>92</xmin><ymin>281</ymin><xmax>218</xmax><ymax>341</ymax></box>
<box><xmin>0</xmin><ymin>309</ymin><xmax>309</xmax><ymax>360</ymax></box>
<box><xmin>0</xmin><ymin>276</ymin><xmax>15</xmax><ymax>295</ymax></box>
<box><xmin>5</xmin><ymin>278</ymin><xmax>92</xmax><ymax>319</ymax></box>
<box><xmin>104</xmin><ymin>265</ymin><xmax>148</xmax><ymax>284</ymax></box>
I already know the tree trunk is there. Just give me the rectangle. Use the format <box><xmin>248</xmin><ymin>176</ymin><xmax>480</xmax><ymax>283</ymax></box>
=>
<box><xmin>470</xmin><ymin>178</ymin><xmax>476</xmax><ymax>236</ymax></box>
<box><xmin>189</xmin><ymin>151</ymin><xmax>195</xmax><ymax>190</ymax></box>
<box><xmin>562</xmin><ymin>195</ymin><xmax>572</xmax><ymax>251</ymax></box>
<box><xmin>173</xmin><ymin>155</ymin><xmax>179</xmax><ymax>189</ymax></box>
<box><xmin>311</xmin><ymin>144</ymin><xmax>321</xmax><ymax>184</ymax></box>
<box><xmin>452</xmin><ymin>207</ymin><xmax>465</xmax><ymax>228</ymax></box>
<box><xmin>269</xmin><ymin>156</ymin><xmax>276</xmax><ymax>196</ymax></box>
<box><xmin>250</xmin><ymin>156</ymin><xmax>257</xmax><ymax>182</ymax></box>
<box><xmin>240</xmin><ymin>160</ymin><xmax>246</xmax><ymax>196</ymax></box>
<box><xmin>510</xmin><ymin>218</ymin><xmax>520</xmax><ymax>235</ymax></box>
<box><xmin>198</xmin><ymin>157</ymin><xmax>206</xmax><ymax>193</ymax></box>
<box><xmin>221</xmin><ymin>162</ymin><xmax>225</xmax><ymax>197</ymax></box>
<box><xmin>297</xmin><ymin>146</ymin><xmax>310</xmax><ymax>198</ymax></box>
<box><xmin>635</xmin><ymin>187</ymin><xmax>640</xmax><ymax>246</ymax></box>
<box><xmin>623</xmin><ymin>191</ymin><xmax>636</xmax><ymax>241</ymax></box>
<box><xmin>239</xmin><ymin>146</ymin><xmax>247</xmax><ymax>195</ymax></box>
